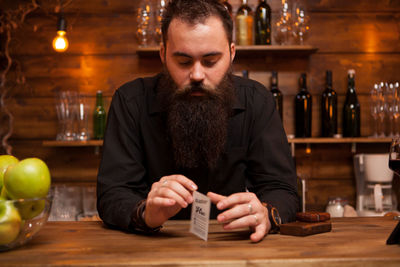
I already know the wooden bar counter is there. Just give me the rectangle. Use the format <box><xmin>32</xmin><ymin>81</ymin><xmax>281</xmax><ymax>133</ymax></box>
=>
<box><xmin>1</xmin><ymin>217</ymin><xmax>399</xmax><ymax>267</ymax></box>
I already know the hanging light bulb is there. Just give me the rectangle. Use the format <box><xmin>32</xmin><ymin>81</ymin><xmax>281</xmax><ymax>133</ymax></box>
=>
<box><xmin>52</xmin><ymin>15</ymin><xmax>69</xmax><ymax>52</ymax></box>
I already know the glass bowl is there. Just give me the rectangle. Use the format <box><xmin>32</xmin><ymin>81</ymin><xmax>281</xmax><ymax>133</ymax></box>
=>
<box><xmin>0</xmin><ymin>195</ymin><xmax>52</xmax><ymax>252</ymax></box>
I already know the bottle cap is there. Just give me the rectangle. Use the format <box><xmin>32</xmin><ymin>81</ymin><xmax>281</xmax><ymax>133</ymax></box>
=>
<box><xmin>348</xmin><ymin>69</ymin><xmax>355</xmax><ymax>75</ymax></box>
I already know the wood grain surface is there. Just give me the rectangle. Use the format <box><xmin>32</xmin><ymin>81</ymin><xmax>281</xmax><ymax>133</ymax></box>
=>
<box><xmin>0</xmin><ymin>217</ymin><xmax>399</xmax><ymax>267</ymax></box>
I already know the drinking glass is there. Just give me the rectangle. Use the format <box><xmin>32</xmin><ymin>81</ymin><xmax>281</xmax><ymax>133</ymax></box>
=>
<box><xmin>377</xmin><ymin>82</ymin><xmax>386</xmax><ymax>137</ymax></box>
<box><xmin>154</xmin><ymin>0</ymin><xmax>166</xmax><ymax>45</ymax></box>
<box><xmin>55</xmin><ymin>92</ymin><xmax>66</xmax><ymax>141</ymax></box>
<box><xmin>370</xmin><ymin>83</ymin><xmax>380</xmax><ymax>137</ymax></box>
<box><xmin>385</xmin><ymin>83</ymin><xmax>395</xmax><ymax>137</ymax></box>
<box><xmin>274</xmin><ymin>0</ymin><xmax>292</xmax><ymax>45</ymax></box>
<box><xmin>392</xmin><ymin>82</ymin><xmax>400</xmax><ymax>137</ymax></box>
<box><xmin>136</xmin><ymin>0</ymin><xmax>154</xmax><ymax>47</ymax></box>
<box><xmin>56</xmin><ymin>91</ymin><xmax>78</xmax><ymax>141</ymax></box>
<box><xmin>76</xmin><ymin>94</ymin><xmax>90</xmax><ymax>141</ymax></box>
<box><xmin>291</xmin><ymin>1</ymin><xmax>310</xmax><ymax>45</ymax></box>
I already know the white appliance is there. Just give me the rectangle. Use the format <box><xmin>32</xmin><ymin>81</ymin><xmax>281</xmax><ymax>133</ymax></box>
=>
<box><xmin>354</xmin><ymin>153</ymin><xmax>396</xmax><ymax>216</ymax></box>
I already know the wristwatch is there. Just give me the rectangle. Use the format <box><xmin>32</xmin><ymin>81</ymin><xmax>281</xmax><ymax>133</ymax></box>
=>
<box><xmin>130</xmin><ymin>199</ymin><xmax>162</xmax><ymax>234</ymax></box>
<box><xmin>262</xmin><ymin>202</ymin><xmax>282</xmax><ymax>234</ymax></box>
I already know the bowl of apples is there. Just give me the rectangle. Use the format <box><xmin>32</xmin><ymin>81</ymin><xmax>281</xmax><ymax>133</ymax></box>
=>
<box><xmin>0</xmin><ymin>155</ymin><xmax>52</xmax><ymax>252</ymax></box>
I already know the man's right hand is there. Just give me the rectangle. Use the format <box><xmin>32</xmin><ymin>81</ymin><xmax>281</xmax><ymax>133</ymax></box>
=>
<box><xmin>144</xmin><ymin>175</ymin><xmax>198</xmax><ymax>228</ymax></box>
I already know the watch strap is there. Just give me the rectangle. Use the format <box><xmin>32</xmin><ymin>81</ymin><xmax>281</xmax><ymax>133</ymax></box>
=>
<box><xmin>262</xmin><ymin>202</ymin><xmax>281</xmax><ymax>234</ymax></box>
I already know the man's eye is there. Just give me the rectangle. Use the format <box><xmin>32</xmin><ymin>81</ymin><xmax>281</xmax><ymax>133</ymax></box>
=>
<box><xmin>177</xmin><ymin>60</ymin><xmax>192</xmax><ymax>66</ymax></box>
<box><xmin>203</xmin><ymin>60</ymin><xmax>217</xmax><ymax>67</ymax></box>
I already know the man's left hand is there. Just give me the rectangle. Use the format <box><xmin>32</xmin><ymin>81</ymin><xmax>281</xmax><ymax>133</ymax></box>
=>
<box><xmin>207</xmin><ymin>192</ymin><xmax>271</xmax><ymax>243</ymax></box>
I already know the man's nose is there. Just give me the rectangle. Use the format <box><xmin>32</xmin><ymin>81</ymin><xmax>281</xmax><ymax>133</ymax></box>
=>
<box><xmin>190</xmin><ymin>62</ymin><xmax>205</xmax><ymax>82</ymax></box>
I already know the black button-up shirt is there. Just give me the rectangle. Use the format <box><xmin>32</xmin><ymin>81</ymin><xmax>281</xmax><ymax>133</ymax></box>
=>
<box><xmin>97</xmin><ymin>74</ymin><xmax>299</xmax><ymax>231</ymax></box>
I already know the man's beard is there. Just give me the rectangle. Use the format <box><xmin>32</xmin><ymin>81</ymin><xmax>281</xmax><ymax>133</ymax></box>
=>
<box><xmin>158</xmin><ymin>68</ymin><xmax>235</xmax><ymax>169</ymax></box>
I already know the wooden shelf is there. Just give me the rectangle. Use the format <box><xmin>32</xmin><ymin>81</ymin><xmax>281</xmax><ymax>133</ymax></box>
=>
<box><xmin>287</xmin><ymin>137</ymin><xmax>393</xmax><ymax>144</ymax></box>
<box><xmin>136</xmin><ymin>45</ymin><xmax>318</xmax><ymax>57</ymax></box>
<box><xmin>42</xmin><ymin>140</ymin><xmax>103</xmax><ymax>147</ymax></box>
<box><xmin>42</xmin><ymin>137</ymin><xmax>391</xmax><ymax>147</ymax></box>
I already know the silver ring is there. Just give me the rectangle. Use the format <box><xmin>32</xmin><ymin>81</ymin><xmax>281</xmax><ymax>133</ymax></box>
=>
<box><xmin>248</xmin><ymin>203</ymin><xmax>253</xmax><ymax>214</ymax></box>
<box><xmin>254</xmin><ymin>214</ymin><xmax>259</xmax><ymax>225</ymax></box>
<box><xmin>161</xmin><ymin>180</ymin><xmax>168</xmax><ymax>187</ymax></box>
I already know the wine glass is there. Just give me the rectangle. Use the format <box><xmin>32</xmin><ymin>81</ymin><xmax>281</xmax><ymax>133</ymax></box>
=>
<box><xmin>291</xmin><ymin>2</ymin><xmax>310</xmax><ymax>45</ymax></box>
<box><xmin>154</xmin><ymin>0</ymin><xmax>166</xmax><ymax>45</ymax></box>
<box><xmin>377</xmin><ymin>82</ymin><xmax>386</xmax><ymax>137</ymax></box>
<box><xmin>274</xmin><ymin>0</ymin><xmax>292</xmax><ymax>45</ymax></box>
<box><xmin>394</xmin><ymin>82</ymin><xmax>400</xmax><ymax>137</ymax></box>
<box><xmin>389</xmin><ymin>137</ymin><xmax>400</xmax><ymax>175</ymax></box>
<box><xmin>136</xmin><ymin>0</ymin><xmax>154</xmax><ymax>47</ymax></box>
<box><xmin>370</xmin><ymin>83</ymin><xmax>380</xmax><ymax>137</ymax></box>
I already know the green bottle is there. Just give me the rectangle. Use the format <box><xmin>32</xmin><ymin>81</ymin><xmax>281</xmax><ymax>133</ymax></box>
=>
<box><xmin>93</xmin><ymin>90</ymin><xmax>106</xmax><ymax>139</ymax></box>
<box><xmin>255</xmin><ymin>0</ymin><xmax>271</xmax><ymax>45</ymax></box>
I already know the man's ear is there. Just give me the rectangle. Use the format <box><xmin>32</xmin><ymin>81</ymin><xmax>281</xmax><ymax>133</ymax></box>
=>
<box><xmin>230</xmin><ymin>43</ymin><xmax>236</xmax><ymax>63</ymax></box>
<box><xmin>159</xmin><ymin>44</ymin><xmax>165</xmax><ymax>64</ymax></box>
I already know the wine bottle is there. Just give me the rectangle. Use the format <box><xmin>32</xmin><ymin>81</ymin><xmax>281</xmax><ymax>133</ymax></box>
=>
<box><xmin>321</xmin><ymin>70</ymin><xmax>337</xmax><ymax>137</ymax></box>
<box><xmin>255</xmin><ymin>0</ymin><xmax>271</xmax><ymax>45</ymax></box>
<box><xmin>221</xmin><ymin>0</ymin><xmax>232</xmax><ymax>17</ymax></box>
<box><xmin>295</xmin><ymin>73</ymin><xmax>312</xmax><ymax>137</ymax></box>
<box><xmin>236</xmin><ymin>0</ymin><xmax>253</xmax><ymax>45</ymax></box>
<box><xmin>342</xmin><ymin>69</ymin><xmax>361</xmax><ymax>137</ymax></box>
<box><xmin>93</xmin><ymin>90</ymin><xmax>107</xmax><ymax>140</ymax></box>
<box><xmin>270</xmin><ymin>71</ymin><xmax>283</xmax><ymax>119</ymax></box>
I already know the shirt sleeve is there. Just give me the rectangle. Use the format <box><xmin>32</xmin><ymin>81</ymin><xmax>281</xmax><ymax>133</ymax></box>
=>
<box><xmin>246</xmin><ymin>83</ymin><xmax>299</xmax><ymax>223</ymax></box>
<box><xmin>96</xmin><ymin>87</ymin><xmax>149</xmax><ymax>231</ymax></box>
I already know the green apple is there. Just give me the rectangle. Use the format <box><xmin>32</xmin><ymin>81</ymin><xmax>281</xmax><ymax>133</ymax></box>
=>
<box><xmin>3</xmin><ymin>158</ymin><xmax>51</xmax><ymax>220</ymax></box>
<box><xmin>0</xmin><ymin>187</ymin><xmax>9</xmax><ymax>199</ymax></box>
<box><xmin>4</xmin><ymin>158</ymin><xmax>51</xmax><ymax>199</ymax></box>
<box><xmin>0</xmin><ymin>155</ymin><xmax>19</xmax><ymax>193</ymax></box>
<box><xmin>0</xmin><ymin>200</ymin><xmax>22</xmax><ymax>245</ymax></box>
<box><xmin>15</xmin><ymin>199</ymin><xmax>46</xmax><ymax>220</ymax></box>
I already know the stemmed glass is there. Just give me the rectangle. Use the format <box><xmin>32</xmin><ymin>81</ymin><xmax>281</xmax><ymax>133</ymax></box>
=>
<box><xmin>291</xmin><ymin>2</ymin><xmax>310</xmax><ymax>45</ymax></box>
<box><xmin>377</xmin><ymin>82</ymin><xmax>386</xmax><ymax>137</ymax></box>
<box><xmin>385</xmin><ymin>83</ymin><xmax>396</xmax><ymax>137</ymax></box>
<box><xmin>274</xmin><ymin>0</ymin><xmax>292</xmax><ymax>45</ymax></box>
<box><xmin>393</xmin><ymin>82</ymin><xmax>400</xmax><ymax>137</ymax></box>
<box><xmin>136</xmin><ymin>0</ymin><xmax>154</xmax><ymax>47</ymax></box>
<box><xmin>370</xmin><ymin>84</ymin><xmax>380</xmax><ymax>137</ymax></box>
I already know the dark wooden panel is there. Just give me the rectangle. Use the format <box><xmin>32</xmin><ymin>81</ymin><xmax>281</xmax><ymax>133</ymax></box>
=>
<box><xmin>4</xmin><ymin>0</ymin><xmax>399</xmax><ymax>16</ymax></box>
<box><xmin>10</xmin><ymin>10</ymin><xmax>400</xmax><ymax>55</ymax></box>
<box><xmin>305</xmin><ymin>178</ymin><xmax>355</xmax><ymax>211</ymax></box>
<box><xmin>7</xmin><ymin>53</ymin><xmax>399</xmax><ymax>98</ymax></box>
<box><xmin>10</xmin><ymin>140</ymin><xmax>100</xmax><ymax>183</ymax></box>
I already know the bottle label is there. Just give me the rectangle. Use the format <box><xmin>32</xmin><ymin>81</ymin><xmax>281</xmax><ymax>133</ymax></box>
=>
<box><xmin>236</xmin><ymin>15</ymin><xmax>253</xmax><ymax>45</ymax></box>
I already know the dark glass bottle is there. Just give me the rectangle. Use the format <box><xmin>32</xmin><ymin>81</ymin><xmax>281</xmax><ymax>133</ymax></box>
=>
<box><xmin>255</xmin><ymin>0</ymin><xmax>271</xmax><ymax>45</ymax></box>
<box><xmin>221</xmin><ymin>0</ymin><xmax>232</xmax><ymax>17</ymax></box>
<box><xmin>295</xmin><ymin>73</ymin><xmax>312</xmax><ymax>137</ymax></box>
<box><xmin>236</xmin><ymin>0</ymin><xmax>253</xmax><ymax>45</ymax></box>
<box><xmin>270</xmin><ymin>71</ymin><xmax>282</xmax><ymax>119</ymax></box>
<box><xmin>321</xmin><ymin>70</ymin><xmax>337</xmax><ymax>137</ymax></box>
<box><xmin>93</xmin><ymin>90</ymin><xmax>107</xmax><ymax>140</ymax></box>
<box><xmin>342</xmin><ymin>69</ymin><xmax>361</xmax><ymax>137</ymax></box>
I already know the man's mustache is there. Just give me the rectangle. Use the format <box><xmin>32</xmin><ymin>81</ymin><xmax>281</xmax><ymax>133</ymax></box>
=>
<box><xmin>175</xmin><ymin>82</ymin><xmax>217</xmax><ymax>97</ymax></box>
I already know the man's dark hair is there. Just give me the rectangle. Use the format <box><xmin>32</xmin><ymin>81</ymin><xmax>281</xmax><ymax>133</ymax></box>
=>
<box><xmin>161</xmin><ymin>0</ymin><xmax>233</xmax><ymax>46</ymax></box>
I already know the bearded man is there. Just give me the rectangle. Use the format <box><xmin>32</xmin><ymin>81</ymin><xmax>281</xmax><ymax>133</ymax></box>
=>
<box><xmin>97</xmin><ymin>0</ymin><xmax>298</xmax><ymax>242</ymax></box>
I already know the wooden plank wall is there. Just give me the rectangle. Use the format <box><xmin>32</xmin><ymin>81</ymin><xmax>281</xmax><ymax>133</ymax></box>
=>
<box><xmin>1</xmin><ymin>0</ymin><xmax>400</xmax><ymax>211</ymax></box>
